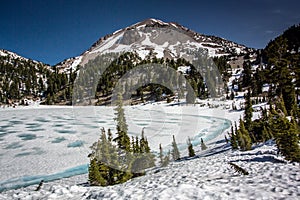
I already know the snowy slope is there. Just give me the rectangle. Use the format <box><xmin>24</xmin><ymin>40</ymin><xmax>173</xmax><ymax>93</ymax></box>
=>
<box><xmin>0</xmin><ymin>49</ymin><xmax>29</xmax><ymax>61</ymax></box>
<box><xmin>1</xmin><ymin>140</ymin><xmax>299</xmax><ymax>199</ymax></box>
<box><xmin>0</xmin><ymin>49</ymin><xmax>45</xmax><ymax>65</ymax></box>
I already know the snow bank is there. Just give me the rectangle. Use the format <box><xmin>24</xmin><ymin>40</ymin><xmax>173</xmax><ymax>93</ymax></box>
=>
<box><xmin>1</xmin><ymin>141</ymin><xmax>299</xmax><ymax>199</ymax></box>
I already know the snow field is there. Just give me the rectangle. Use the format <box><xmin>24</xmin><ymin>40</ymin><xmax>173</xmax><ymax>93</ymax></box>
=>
<box><xmin>2</xmin><ymin>141</ymin><xmax>299</xmax><ymax>200</ymax></box>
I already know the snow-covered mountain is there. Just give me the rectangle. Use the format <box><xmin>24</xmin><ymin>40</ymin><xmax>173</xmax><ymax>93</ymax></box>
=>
<box><xmin>0</xmin><ymin>49</ymin><xmax>27</xmax><ymax>61</ymax></box>
<box><xmin>0</xmin><ymin>49</ymin><xmax>73</xmax><ymax>106</ymax></box>
<box><xmin>56</xmin><ymin>18</ymin><xmax>254</xmax><ymax>72</ymax></box>
<box><xmin>0</xmin><ymin>49</ymin><xmax>44</xmax><ymax>65</ymax></box>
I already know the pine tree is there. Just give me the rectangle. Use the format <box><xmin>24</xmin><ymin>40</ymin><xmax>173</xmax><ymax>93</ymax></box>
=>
<box><xmin>88</xmin><ymin>159</ymin><xmax>106</xmax><ymax>186</ymax></box>
<box><xmin>113</xmin><ymin>92</ymin><xmax>130</xmax><ymax>151</ymax></box>
<box><xmin>162</xmin><ymin>151</ymin><xmax>170</xmax><ymax>167</ymax></box>
<box><xmin>139</xmin><ymin>129</ymin><xmax>155</xmax><ymax>168</ymax></box>
<box><xmin>244</xmin><ymin>91</ymin><xmax>253</xmax><ymax>131</ymax></box>
<box><xmin>89</xmin><ymin>126</ymin><xmax>134</xmax><ymax>186</ymax></box>
<box><xmin>230</xmin><ymin>126</ymin><xmax>238</xmax><ymax>150</ymax></box>
<box><xmin>225</xmin><ymin>135</ymin><xmax>229</xmax><ymax>143</ymax></box>
<box><xmin>242</xmin><ymin>61</ymin><xmax>252</xmax><ymax>88</ymax></box>
<box><xmin>187</xmin><ymin>137</ymin><xmax>195</xmax><ymax>157</ymax></box>
<box><xmin>201</xmin><ymin>138</ymin><xmax>207</xmax><ymax>150</ymax></box>
<box><xmin>159</xmin><ymin>144</ymin><xmax>164</xmax><ymax>166</ymax></box>
<box><xmin>131</xmin><ymin>136</ymin><xmax>136</xmax><ymax>153</ymax></box>
<box><xmin>171</xmin><ymin>135</ymin><xmax>180</xmax><ymax>160</ymax></box>
<box><xmin>270</xmin><ymin>112</ymin><xmax>300</xmax><ymax>162</ymax></box>
<box><xmin>276</xmin><ymin>95</ymin><xmax>288</xmax><ymax>116</ymax></box>
<box><xmin>282</xmin><ymin>81</ymin><xmax>297</xmax><ymax>116</ymax></box>
<box><xmin>238</xmin><ymin>119</ymin><xmax>252</xmax><ymax>151</ymax></box>
<box><xmin>261</xmin><ymin>125</ymin><xmax>273</xmax><ymax>142</ymax></box>
<box><xmin>107</xmin><ymin>128</ymin><xmax>112</xmax><ymax>142</ymax></box>
<box><xmin>135</xmin><ymin>136</ymin><xmax>140</xmax><ymax>153</ymax></box>
<box><xmin>276</xmin><ymin>128</ymin><xmax>300</xmax><ymax>162</ymax></box>
<box><xmin>234</xmin><ymin>121</ymin><xmax>238</xmax><ymax>134</ymax></box>
<box><xmin>230</xmin><ymin>132</ymin><xmax>239</xmax><ymax>150</ymax></box>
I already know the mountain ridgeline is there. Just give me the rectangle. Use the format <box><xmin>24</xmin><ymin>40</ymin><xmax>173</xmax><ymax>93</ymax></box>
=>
<box><xmin>0</xmin><ymin>49</ymin><xmax>77</xmax><ymax>105</ymax></box>
<box><xmin>0</xmin><ymin>20</ymin><xmax>299</xmax><ymax>107</ymax></box>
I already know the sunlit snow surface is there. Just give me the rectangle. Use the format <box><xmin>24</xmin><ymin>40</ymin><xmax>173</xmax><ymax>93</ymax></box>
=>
<box><xmin>0</xmin><ymin>104</ymin><xmax>230</xmax><ymax>192</ymax></box>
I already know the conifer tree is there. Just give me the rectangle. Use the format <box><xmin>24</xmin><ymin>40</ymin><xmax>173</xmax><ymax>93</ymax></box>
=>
<box><xmin>276</xmin><ymin>95</ymin><xmax>288</xmax><ymax>116</ymax></box>
<box><xmin>276</xmin><ymin>128</ymin><xmax>300</xmax><ymax>162</ymax></box>
<box><xmin>171</xmin><ymin>135</ymin><xmax>180</xmax><ymax>160</ymax></box>
<box><xmin>159</xmin><ymin>144</ymin><xmax>170</xmax><ymax>167</ymax></box>
<box><xmin>238</xmin><ymin>119</ymin><xmax>252</xmax><ymax>151</ymax></box>
<box><xmin>230</xmin><ymin>126</ymin><xmax>238</xmax><ymax>150</ymax></box>
<box><xmin>131</xmin><ymin>129</ymin><xmax>155</xmax><ymax>175</ymax></box>
<box><xmin>244</xmin><ymin>91</ymin><xmax>253</xmax><ymax>131</ymax></box>
<box><xmin>280</xmin><ymin>69</ymin><xmax>295</xmax><ymax>113</ymax></box>
<box><xmin>187</xmin><ymin>137</ymin><xmax>195</xmax><ymax>157</ymax></box>
<box><xmin>236</xmin><ymin>129</ymin><xmax>244</xmax><ymax>150</ymax></box>
<box><xmin>131</xmin><ymin>136</ymin><xmax>136</xmax><ymax>152</ymax></box>
<box><xmin>135</xmin><ymin>136</ymin><xmax>140</xmax><ymax>153</ymax></box>
<box><xmin>234</xmin><ymin>121</ymin><xmax>238</xmax><ymax>134</ymax></box>
<box><xmin>88</xmin><ymin>158</ymin><xmax>106</xmax><ymax>186</ymax></box>
<box><xmin>201</xmin><ymin>138</ymin><xmax>207</xmax><ymax>150</ymax></box>
<box><xmin>159</xmin><ymin>144</ymin><xmax>164</xmax><ymax>166</ymax></box>
<box><xmin>242</xmin><ymin>61</ymin><xmax>252</xmax><ymax>88</ymax></box>
<box><xmin>113</xmin><ymin>92</ymin><xmax>130</xmax><ymax>151</ymax></box>
<box><xmin>107</xmin><ymin>128</ymin><xmax>112</xmax><ymax>142</ymax></box>
<box><xmin>88</xmin><ymin>128</ymin><xmax>117</xmax><ymax>186</ymax></box>
<box><xmin>269</xmin><ymin>111</ymin><xmax>300</xmax><ymax>162</ymax></box>
<box><xmin>230</xmin><ymin>132</ymin><xmax>239</xmax><ymax>150</ymax></box>
<box><xmin>162</xmin><ymin>151</ymin><xmax>170</xmax><ymax>167</ymax></box>
<box><xmin>231</xmin><ymin>125</ymin><xmax>234</xmax><ymax>136</ymax></box>
<box><xmin>261</xmin><ymin>125</ymin><xmax>273</xmax><ymax>142</ymax></box>
<box><xmin>89</xmin><ymin>112</ymin><xmax>137</xmax><ymax>186</ymax></box>
<box><xmin>225</xmin><ymin>135</ymin><xmax>229</xmax><ymax>143</ymax></box>
<box><xmin>139</xmin><ymin>129</ymin><xmax>155</xmax><ymax>168</ymax></box>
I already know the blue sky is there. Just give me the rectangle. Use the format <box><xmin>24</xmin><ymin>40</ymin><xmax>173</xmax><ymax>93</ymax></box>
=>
<box><xmin>0</xmin><ymin>0</ymin><xmax>299</xmax><ymax>65</ymax></box>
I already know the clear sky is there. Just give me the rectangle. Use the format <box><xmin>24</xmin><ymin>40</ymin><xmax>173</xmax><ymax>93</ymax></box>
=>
<box><xmin>0</xmin><ymin>0</ymin><xmax>299</xmax><ymax>65</ymax></box>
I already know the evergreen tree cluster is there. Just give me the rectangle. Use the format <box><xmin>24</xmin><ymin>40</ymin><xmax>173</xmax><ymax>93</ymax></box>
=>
<box><xmin>218</xmin><ymin>25</ymin><xmax>299</xmax><ymax>110</ymax></box>
<box><xmin>226</xmin><ymin>24</ymin><xmax>300</xmax><ymax>162</ymax></box>
<box><xmin>77</xmin><ymin>52</ymin><xmax>209</xmax><ymax>105</ymax></box>
<box><xmin>88</xmin><ymin>93</ymin><xmax>155</xmax><ymax>186</ymax></box>
<box><xmin>229</xmin><ymin>92</ymin><xmax>253</xmax><ymax>151</ymax></box>
<box><xmin>229</xmin><ymin>90</ymin><xmax>300</xmax><ymax>162</ymax></box>
<box><xmin>158</xmin><ymin>135</ymin><xmax>207</xmax><ymax>164</ymax></box>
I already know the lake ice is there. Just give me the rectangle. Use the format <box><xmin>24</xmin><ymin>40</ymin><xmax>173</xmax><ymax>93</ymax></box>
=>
<box><xmin>0</xmin><ymin>104</ymin><xmax>230</xmax><ymax>191</ymax></box>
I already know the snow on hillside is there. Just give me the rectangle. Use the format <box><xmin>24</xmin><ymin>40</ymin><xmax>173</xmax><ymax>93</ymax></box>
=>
<box><xmin>1</xmin><ymin>138</ymin><xmax>299</xmax><ymax>199</ymax></box>
<box><xmin>0</xmin><ymin>49</ymin><xmax>41</xmax><ymax>64</ymax></box>
<box><xmin>0</xmin><ymin>49</ymin><xmax>25</xmax><ymax>60</ymax></box>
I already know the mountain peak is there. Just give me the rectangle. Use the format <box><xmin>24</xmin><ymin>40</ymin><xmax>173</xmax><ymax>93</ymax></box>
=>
<box><xmin>138</xmin><ymin>18</ymin><xmax>169</xmax><ymax>26</ymax></box>
<box><xmin>56</xmin><ymin>19</ymin><xmax>254</xmax><ymax>71</ymax></box>
<box><xmin>129</xmin><ymin>18</ymin><xmax>186</xmax><ymax>31</ymax></box>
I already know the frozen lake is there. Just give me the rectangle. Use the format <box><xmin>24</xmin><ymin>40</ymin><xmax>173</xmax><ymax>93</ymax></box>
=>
<box><xmin>0</xmin><ymin>105</ymin><xmax>230</xmax><ymax>191</ymax></box>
